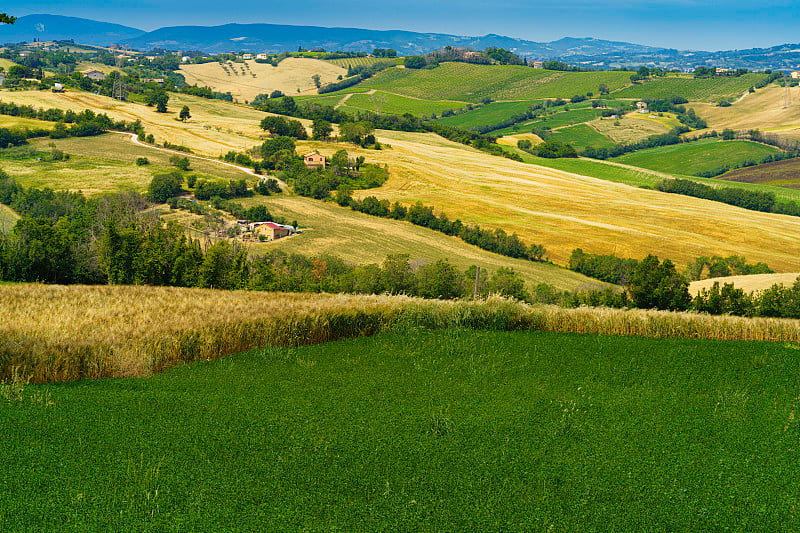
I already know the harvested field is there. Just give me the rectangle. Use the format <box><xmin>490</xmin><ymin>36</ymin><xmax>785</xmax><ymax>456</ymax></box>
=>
<box><xmin>179</xmin><ymin>58</ymin><xmax>346</xmax><ymax>102</ymax></box>
<box><xmin>0</xmin><ymin>90</ymin><xmax>292</xmax><ymax>157</ymax></box>
<box><xmin>690</xmin><ymin>273</ymin><xmax>800</xmax><ymax>295</ymax></box>
<box><xmin>330</xmin><ymin>131</ymin><xmax>800</xmax><ymax>271</ymax></box>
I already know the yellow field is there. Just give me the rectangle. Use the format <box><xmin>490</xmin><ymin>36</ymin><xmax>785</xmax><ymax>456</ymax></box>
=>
<box><xmin>0</xmin><ymin>114</ymin><xmax>54</xmax><ymax>130</ymax></box>
<box><xmin>589</xmin><ymin>113</ymin><xmax>672</xmax><ymax>143</ymax></box>
<box><xmin>179</xmin><ymin>58</ymin><xmax>346</xmax><ymax>102</ymax></box>
<box><xmin>0</xmin><ymin>58</ymin><xmax>17</xmax><ymax>71</ymax></box>
<box><xmin>690</xmin><ymin>273</ymin><xmax>800</xmax><ymax>295</ymax></box>
<box><xmin>309</xmin><ymin>132</ymin><xmax>800</xmax><ymax>271</ymax></box>
<box><xmin>6</xmin><ymin>284</ymin><xmax>800</xmax><ymax>383</ymax></box>
<box><xmin>693</xmin><ymin>85</ymin><xmax>800</xmax><ymax>139</ymax></box>
<box><xmin>496</xmin><ymin>133</ymin><xmax>543</xmax><ymax>147</ymax></box>
<box><xmin>235</xmin><ymin>194</ymin><xmax>598</xmax><ymax>291</ymax></box>
<box><xmin>0</xmin><ymin>90</ymin><xmax>300</xmax><ymax>157</ymax></box>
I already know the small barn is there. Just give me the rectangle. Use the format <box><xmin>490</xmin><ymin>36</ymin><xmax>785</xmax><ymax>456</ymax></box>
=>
<box><xmin>303</xmin><ymin>151</ymin><xmax>326</xmax><ymax>169</ymax></box>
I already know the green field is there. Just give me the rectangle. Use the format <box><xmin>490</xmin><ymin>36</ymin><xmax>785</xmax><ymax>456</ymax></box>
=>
<box><xmin>434</xmin><ymin>100</ymin><xmax>538</xmax><ymax>129</ymax></box>
<box><xmin>358</xmin><ymin>63</ymin><xmax>633</xmax><ymax>102</ymax></box>
<box><xmin>0</xmin><ymin>133</ymin><xmax>254</xmax><ymax>196</ymax></box>
<box><xmin>546</xmin><ymin>123</ymin><xmax>616</xmax><ymax>150</ymax></box>
<box><xmin>342</xmin><ymin>91</ymin><xmax>465</xmax><ymax>117</ymax></box>
<box><xmin>4</xmin><ymin>329</ymin><xmax>800</xmax><ymax>530</ymax></box>
<box><xmin>612</xmin><ymin>138</ymin><xmax>781</xmax><ymax>176</ymax></box>
<box><xmin>614</xmin><ymin>74</ymin><xmax>769</xmax><ymax>101</ymax></box>
<box><xmin>533</xmin><ymin>108</ymin><xmax>607</xmax><ymax>130</ymax></box>
<box><xmin>295</xmin><ymin>94</ymin><xmax>348</xmax><ymax>108</ymax></box>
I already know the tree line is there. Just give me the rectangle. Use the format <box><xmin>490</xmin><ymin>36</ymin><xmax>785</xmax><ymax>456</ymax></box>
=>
<box><xmin>654</xmin><ymin>178</ymin><xmax>800</xmax><ymax>217</ymax></box>
<box><xmin>338</xmin><ymin>194</ymin><xmax>547</xmax><ymax>263</ymax></box>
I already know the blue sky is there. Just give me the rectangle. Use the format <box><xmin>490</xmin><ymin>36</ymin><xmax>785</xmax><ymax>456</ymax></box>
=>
<box><xmin>5</xmin><ymin>0</ymin><xmax>800</xmax><ymax>50</ymax></box>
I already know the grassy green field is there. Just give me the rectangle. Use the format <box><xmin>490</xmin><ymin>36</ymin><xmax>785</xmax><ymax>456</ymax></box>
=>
<box><xmin>434</xmin><ymin>100</ymin><xmax>538</xmax><ymax>129</ymax></box>
<box><xmin>358</xmin><ymin>64</ymin><xmax>633</xmax><ymax>102</ymax></box>
<box><xmin>295</xmin><ymin>94</ymin><xmax>347</xmax><ymax>108</ymax></box>
<box><xmin>4</xmin><ymin>329</ymin><xmax>800</xmax><ymax>530</ymax></box>
<box><xmin>531</xmin><ymin>108</ymin><xmax>606</xmax><ymax>130</ymax></box>
<box><xmin>342</xmin><ymin>91</ymin><xmax>465</xmax><ymax>116</ymax></box>
<box><xmin>614</xmin><ymin>74</ymin><xmax>768</xmax><ymax>101</ymax></box>
<box><xmin>546</xmin><ymin>123</ymin><xmax>616</xmax><ymax>150</ymax></box>
<box><xmin>0</xmin><ymin>133</ymin><xmax>254</xmax><ymax>196</ymax></box>
<box><xmin>611</xmin><ymin>139</ymin><xmax>782</xmax><ymax>176</ymax></box>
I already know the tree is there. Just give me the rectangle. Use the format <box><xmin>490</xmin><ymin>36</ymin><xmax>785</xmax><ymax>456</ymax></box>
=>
<box><xmin>0</xmin><ymin>13</ymin><xmax>16</xmax><ymax>24</ymax></box>
<box><xmin>628</xmin><ymin>255</ymin><xmax>691</xmax><ymax>311</ymax></box>
<box><xmin>170</xmin><ymin>155</ymin><xmax>190</xmax><ymax>171</ymax></box>
<box><xmin>404</xmin><ymin>56</ymin><xmax>426</xmax><ymax>69</ymax></box>
<box><xmin>311</xmin><ymin>74</ymin><xmax>321</xmax><ymax>88</ymax></box>
<box><xmin>312</xmin><ymin>119</ymin><xmax>333</xmax><ymax>140</ymax></box>
<box><xmin>146</xmin><ymin>89</ymin><xmax>169</xmax><ymax>112</ymax></box>
<box><xmin>148</xmin><ymin>173</ymin><xmax>183</xmax><ymax>203</ymax></box>
<box><xmin>179</xmin><ymin>105</ymin><xmax>191</xmax><ymax>122</ymax></box>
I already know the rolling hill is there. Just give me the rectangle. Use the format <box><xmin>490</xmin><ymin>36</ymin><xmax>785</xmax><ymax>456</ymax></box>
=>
<box><xmin>0</xmin><ymin>14</ymin><xmax>144</xmax><ymax>46</ymax></box>
<box><xmin>179</xmin><ymin>58</ymin><xmax>346</xmax><ymax>101</ymax></box>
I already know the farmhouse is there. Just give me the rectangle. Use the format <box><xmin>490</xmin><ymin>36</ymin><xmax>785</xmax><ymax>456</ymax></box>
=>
<box><xmin>81</xmin><ymin>69</ymin><xmax>106</xmax><ymax>81</ymax></box>
<box><xmin>303</xmin><ymin>150</ymin><xmax>326</xmax><ymax>169</ymax></box>
<box><xmin>792</xmin><ymin>71</ymin><xmax>800</xmax><ymax>79</ymax></box>
<box><xmin>256</xmin><ymin>53</ymin><xmax>269</xmax><ymax>60</ymax></box>
<box><xmin>252</xmin><ymin>222</ymin><xmax>294</xmax><ymax>241</ymax></box>
<box><xmin>530</xmin><ymin>61</ymin><xmax>544</xmax><ymax>69</ymax></box>
<box><xmin>241</xmin><ymin>53</ymin><xmax>253</xmax><ymax>60</ymax></box>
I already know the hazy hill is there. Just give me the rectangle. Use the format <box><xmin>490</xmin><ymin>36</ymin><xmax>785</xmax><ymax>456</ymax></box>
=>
<box><xmin>121</xmin><ymin>22</ymin><xmax>666</xmax><ymax>56</ymax></box>
<box><xmin>0</xmin><ymin>14</ymin><xmax>144</xmax><ymax>46</ymax></box>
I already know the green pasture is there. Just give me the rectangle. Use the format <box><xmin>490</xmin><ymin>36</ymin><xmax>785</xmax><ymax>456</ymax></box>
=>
<box><xmin>4</xmin><ymin>329</ymin><xmax>800</xmax><ymax>530</ymax></box>
<box><xmin>546</xmin><ymin>124</ymin><xmax>616</xmax><ymax>150</ymax></box>
<box><xmin>612</xmin><ymin>138</ymin><xmax>781</xmax><ymax>176</ymax></box>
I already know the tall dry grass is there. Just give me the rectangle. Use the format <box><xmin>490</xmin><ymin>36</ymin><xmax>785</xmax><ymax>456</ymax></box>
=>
<box><xmin>3</xmin><ymin>284</ymin><xmax>800</xmax><ymax>383</ymax></box>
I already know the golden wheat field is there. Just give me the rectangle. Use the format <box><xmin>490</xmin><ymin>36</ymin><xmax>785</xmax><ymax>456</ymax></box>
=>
<box><xmin>179</xmin><ymin>58</ymin><xmax>346</xmax><ymax>102</ymax></box>
<box><xmin>690</xmin><ymin>273</ymin><xmax>800</xmax><ymax>295</ymax></box>
<box><xmin>0</xmin><ymin>90</ymin><xmax>305</xmax><ymax>156</ymax></box>
<box><xmin>693</xmin><ymin>85</ymin><xmax>800</xmax><ymax>138</ymax></box>
<box><xmin>5</xmin><ymin>284</ymin><xmax>800</xmax><ymax>384</ymax></box>
<box><xmin>300</xmin><ymin>133</ymin><xmax>800</xmax><ymax>271</ymax></box>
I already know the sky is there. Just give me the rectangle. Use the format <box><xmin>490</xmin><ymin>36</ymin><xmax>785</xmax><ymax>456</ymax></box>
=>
<box><xmin>4</xmin><ymin>0</ymin><xmax>800</xmax><ymax>50</ymax></box>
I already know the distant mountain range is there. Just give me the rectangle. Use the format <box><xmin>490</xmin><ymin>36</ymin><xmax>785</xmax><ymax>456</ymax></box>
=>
<box><xmin>2</xmin><ymin>14</ymin><xmax>800</xmax><ymax>71</ymax></box>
